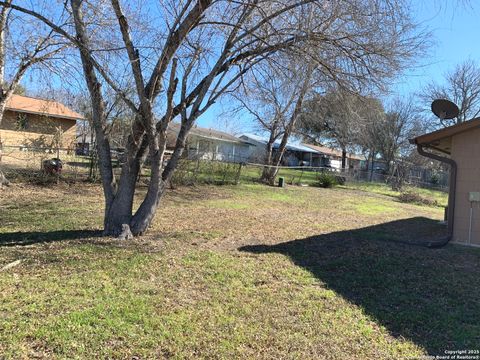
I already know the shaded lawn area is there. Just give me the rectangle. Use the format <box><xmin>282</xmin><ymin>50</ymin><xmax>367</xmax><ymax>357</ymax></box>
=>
<box><xmin>241</xmin><ymin>218</ymin><xmax>480</xmax><ymax>355</ymax></box>
<box><xmin>0</xmin><ymin>182</ymin><xmax>478</xmax><ymax>359</ymax></box>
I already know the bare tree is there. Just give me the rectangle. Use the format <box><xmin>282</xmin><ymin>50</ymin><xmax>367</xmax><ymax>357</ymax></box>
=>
<box><xmin>5</xmin><ymin>0</ymin><xmax>426</xmax><ymax>237</ymax></box>
<box><xmin>420</xmin><ymin>59</ymin><xmax>480</xmax><ymax>127</ymax></box>
<box><xmin>376</xmin><ymin>98</ymin><xmax>420</xmax><ymax>173</ymax></box>
<box><xmin>234</xmin><ymin>58</ymin><xmax>316</xmax><ymax>185</ymax></box>
<box><xmin>299</xmin><ymin>91</ymin><xmax>383</xmax><ymax>169</ymax></box>
<box><xmin>0</xmin><ymin>0</ymin><xmax>66</xmax><ymax>186</ymax></box>
<box><xmin>357</xmin><ymin>103</ymin><xmax>385</xmax><ymax>177</ymax></box>
<box><xmin>295</xmin><ymin>89</ymin><xmax>421</xmax><ymax>185</ymax></box>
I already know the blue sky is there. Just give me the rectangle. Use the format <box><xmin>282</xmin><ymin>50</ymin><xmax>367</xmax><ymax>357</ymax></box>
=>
<box><xmin>391</xmin><ymin>1</ymin><xmax>480</xmax><ymax>97</ymax></box>
<box><xmin>199</xmin><ymin>1</ymin><xmax>480</xmax><ymax>133</ymax></box>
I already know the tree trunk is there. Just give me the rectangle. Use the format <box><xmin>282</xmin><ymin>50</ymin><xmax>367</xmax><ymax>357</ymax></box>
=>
<box><xmin>341</xmin><ymin>148</ymin><xmax>347</xmax><ymax>170</ymax></box>
<box><xmin>264</xmin><ymin>76</ymin><xmax>311</xmax><ymax>185</ymax></box>
<box><xmin>369</xmin><ymin>153</ymin><xmax>375</xmax><ymax>182</ymax></box>
<box><xmin>261</xmin><ymin>166</ymin><xmax>278</xmax><ymax>186</ymax></box>
<box><xmin>129</xmin><ymin>135</ymin><xmax>165</xmax><ymax>235</ymax></box>
<box><xmin>0</xmin><ymin>100</ymin><xmax>10</xmax><ymax>187</ymax></box>
<box><xmin>128</xmin><ymin>63</ymin><xmax>179</xmax><ymax>235</ymax></box>
<box><xmin>71</xmin><ymin>0</ymin><xmax>131</xmax><ymax>234</ymax></box>
<box><xmin>103</xmin><ymin>127</ymin><xmax>149</xmax><ymax>236</ymax></box>
<box><xmin>103</xmin><ymin>172</ymin><xmax>137</xmax><ymax>236</ymax></box>
<box><xmin>261</xmin><ymin>134</ymin><xmax>277</xmax><ymax>185</ymax></box>
<box><xmin>130</xmin><ymin>115</ymin><xmax>190</xmax><ymax>235</ymax></box>
<box><xmin>384</xmin><ymin>152</ymin><xmax>392</xmax><ymax>174</ymax></box>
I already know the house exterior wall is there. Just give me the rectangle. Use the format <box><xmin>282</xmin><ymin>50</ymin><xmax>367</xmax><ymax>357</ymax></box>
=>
<box><xmin>240</xmin><ymin>136</ymin><xmax>324</xmax><ymax>166</ymax></box>
<box><xmin>283</xmin><ymin>152</ymin><xmax>300</xmax><ymax>166</ymax></box>
<box><xmin>0</xmin><ymin>110</ymin><xmax>76</xmax><ymax>149</ymax></box>
<box><xmin>240</xmin><ymin>137</ymin><xmax>267</xmax><ymax>162</ymax></box>
<box><xmin>450</xmin><ymin>127</ymin><xmax>480</xmax><ymax>246</ymax></box>
<box><xmin>187</xmin><ymin>135</ymin><xmax>250</xmax><ymax>163</ymax></box>
<box><xmin>322</xmin><ymin>155</ymin><xmax>360</xmax><ymax>170</ymax></box>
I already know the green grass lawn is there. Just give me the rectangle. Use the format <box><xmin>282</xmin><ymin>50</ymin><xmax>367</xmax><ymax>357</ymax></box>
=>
<box><xmin>240</xmin><ymin>165</ymin><xmax>320</xmax><ymax>184</ymax></box>
<box><xmin>174</xmin><ymin>161</ymin><xmax>448</xmax><ymax>207</ymax></box>
<box><xmin>0</xmin><ymin>182</ymin><xmax>477</xmax><ymax>359</ymax></box>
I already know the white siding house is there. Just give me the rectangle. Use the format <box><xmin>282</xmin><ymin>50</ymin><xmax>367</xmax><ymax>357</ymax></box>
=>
<box><xmin>167</xmin><ymin>123</ymin><xmax>252</xmax><ymax>163</ymax></box>
<box><xmin>239</xmin><ymin>134</ymin><xmax>323</xmax><ymax>166</ymax></box>
<box><xmin>302</xmin><ymin>143</ymin><xmax>366</xmax><ymax>170</ymax></box>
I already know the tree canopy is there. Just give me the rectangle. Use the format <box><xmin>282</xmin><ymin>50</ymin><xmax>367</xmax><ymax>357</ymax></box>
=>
<box><xmin>0</xmin><ymin>0</ymin><xmax>428</xmax><ymax>236</ymax></box>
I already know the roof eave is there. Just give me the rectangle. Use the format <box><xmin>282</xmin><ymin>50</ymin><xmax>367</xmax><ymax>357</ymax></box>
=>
<box><xmin>170</xmin><ymin>128</ymin><xmax>248</xmax><ymax>145</ymax></box>
<box><xmin>411</xmin><ymin>117</ymin><xmax>480</xmax><ymax>146</ymax></box>
<box><xmin>6</xmin><ymin>107</ymin><xmax>84</xmax><ymax>121</ymax></box>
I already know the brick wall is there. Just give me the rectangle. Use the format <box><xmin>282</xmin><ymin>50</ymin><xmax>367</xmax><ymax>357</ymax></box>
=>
<box><xmin>0</xmin><ymin>110</ymin><xmax>76</xmax><ymax>149</ymax></box>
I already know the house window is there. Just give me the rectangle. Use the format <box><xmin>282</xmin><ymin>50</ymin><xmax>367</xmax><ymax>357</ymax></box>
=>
<box><xmin>16</xmin><ymin>113</ymin><xmax>28</xmax><ymax>130</ymax></box>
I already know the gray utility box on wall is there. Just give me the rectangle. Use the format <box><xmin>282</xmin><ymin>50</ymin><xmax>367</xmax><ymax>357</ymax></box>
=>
<box><xmin>469</xmin><ymin>192</ymin><xmax>480</xmax><ymax>202</ymax></box>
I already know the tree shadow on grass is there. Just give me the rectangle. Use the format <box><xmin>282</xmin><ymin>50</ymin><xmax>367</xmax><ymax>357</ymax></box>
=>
<box><xmin>239</xmin><ymin>217</ymin><xmax>480</xmax><ymax>355</ymax></box>
<box><xmin>0</xmin><ymin>230</ymin><xmax>102</xmax><ymax>246</ymax></box>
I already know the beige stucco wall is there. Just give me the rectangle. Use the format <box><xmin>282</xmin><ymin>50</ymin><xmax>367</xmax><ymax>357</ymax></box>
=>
<box><xmin>0</xmin><ymin>110</ymin><xmax>76</xmax><ymax>149</ymax></box>
<box><xmin>451</xmin><ymin>127</ymin><xmax>480</xmax><ymax>246</ymax></box>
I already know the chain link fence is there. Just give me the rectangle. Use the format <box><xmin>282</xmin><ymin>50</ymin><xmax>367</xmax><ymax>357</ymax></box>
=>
<box><xmin>170</xmin><ymin>159</ymin><xmax>448</xmax><ymax>192</ymax></box>
<box><xmin>0</xmin><ymin>145</ymin><xmax>448</xmax><ymax>193</ymax></box>
<box><xmin>1</xmin><ymin>145</ymin><xmax>93</xmax><ymax>184</ymax></box>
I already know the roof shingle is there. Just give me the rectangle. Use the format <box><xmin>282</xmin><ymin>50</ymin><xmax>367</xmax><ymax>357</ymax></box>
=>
<box><xmin>302</xmin><ymin>143</ymin><xmax>364</xmax><ymax>160</ymax></box>
<box><xmin>169</xmin><ymin>123</ymin><xmax>246</xmax><ymax>144</ymax></box>
<box><xmin>6</xmin><ymin>94</ymin><xmax>84</xmax><ymax>120</ymax></box>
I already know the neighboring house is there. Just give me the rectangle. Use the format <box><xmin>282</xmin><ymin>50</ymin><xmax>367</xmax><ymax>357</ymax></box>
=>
<box><xmin>76</xmin><ymin>120</ymin><xmax>134</xmax><ymax>156</ymax></box>
<box><xmin>167</xmin><ymin>123</ymin><xmax>252</xmax><ymax>163</ymax></box>
<box><xmin>0</xmin><ymin>94</ymin><xmax>82</xmax><ymax>151</ymax></box>
<box><xmin>239</xmin><ymin>134</ymin><xmax>322</xmax><ymax>166</ymax></box>
<box><xmin>411</xmin><ymin>118</ymin><xmax>480</xmax><ymax>247</ymax></box>
<box><xmin>76</xmin><ymin>125</ymin><xmax>93</xmax><ymax>155</ymax></box>
<box><xmin>302</xmin><ymin>143</ymin><xmax>365</xmax><ymax>170</ymax></box>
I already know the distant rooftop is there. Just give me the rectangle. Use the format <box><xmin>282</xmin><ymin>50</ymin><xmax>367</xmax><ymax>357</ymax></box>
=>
<box><xmin>6</xmin><ymin>94</ymin><xmax>84</xmax><ymax>120</ymax></box>
<box><xmin>302</xmin><ymin>143</ymin><xmax>365</xmax><ymax>160</ymax></box>
<box><xmin>169</xmin><ymin>123</ymin><xmax>248</xmax><ymax>144</ymax></box>
<box><xmin>240</xmin><ymin>133</ymin><xmax>321</xmax><ymax>154</ymax></box>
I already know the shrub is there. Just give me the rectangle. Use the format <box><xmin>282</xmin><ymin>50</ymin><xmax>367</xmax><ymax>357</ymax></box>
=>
<box><xmin>171</xmin><ymin>159</ymin><xmax>241</xmax><ymax>187</ymax></box>
<box><xmin>170</xmin><ymin>159</ymin><xmax>194</xmax><ymax>187</ymax></box>
<box><xmin>398</xmin><ymin>190</ymin><xmax>438</xmax><ymax>206</ymax></box>
<box><xmin>430</xmin><ymin>173</ymin><xmax>440</xmax><ymax>185</ymax></box>
<box><xmin>314</xmin><ymin>172</ymin><xmax>338</xmax><ymax>188</ymax></box>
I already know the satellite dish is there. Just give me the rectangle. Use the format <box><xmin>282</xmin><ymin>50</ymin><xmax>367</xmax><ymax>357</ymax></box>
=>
<box><xmin>431</xmin><ymin>99</ymin><xmax>459</xmax><ymax>120</ymax></box>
